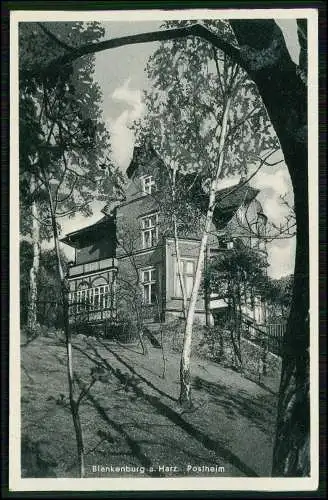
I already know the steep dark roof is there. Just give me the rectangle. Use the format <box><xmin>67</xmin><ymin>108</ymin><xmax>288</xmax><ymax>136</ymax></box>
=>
<box><xmin>213</xmin><ymin>183</ymin><xmax>259</xmax><ymax>229</ymax></box>
<box><xmin>126</xmin><ymin>143</ymin><xmax>163</xmax><ymax>179</ymax></box>
<box><xmin>60</xmin><ymin>215</ymin><xmax>115</xmax><ymax>249</ymax></box>
<box><xmin>126</xmin><ymin>146</ymin><xmax>142</xmax><ymax>179</ymax></box>
<box><xmin>216</xmin><ymin>183</ymin><xmax>258</xmax><ymax>210</ymax></box>
<box><xmin>126</xmin><ymin>144</ymin><xmax>260</xmax><ymax>229</ymax></box>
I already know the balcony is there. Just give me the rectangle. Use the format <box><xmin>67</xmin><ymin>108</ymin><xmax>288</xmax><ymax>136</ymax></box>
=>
<box><xmin>68</xmin><ymin>257</ymin><xmax>117</xmax><ymax>278</ymax></box>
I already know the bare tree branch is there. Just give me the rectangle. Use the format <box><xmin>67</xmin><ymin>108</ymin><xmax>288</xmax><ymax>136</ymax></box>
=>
<box><xmin>215</xmin><ymin>149</ymin><xmax>280</xmax><ymax>211</ymax></box>
<box><xmin>55</xmin><ymin>199</ymin><xmax>93</xmax><ymax>218</ymax></box>
<box><xmin>33</xmin><ymin>23</ymin><xmax>247</xmax><ymax>80</ymax></box>
<box><xmin>37</xmin><ymin>23</ymin><xmax>75</xmax><ymax>52</ymax></box>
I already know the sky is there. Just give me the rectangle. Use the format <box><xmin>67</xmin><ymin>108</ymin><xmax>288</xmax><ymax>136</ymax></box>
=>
<box><xmin>59</xmin><ymin>18</ymin><xmax>299</xmax><ymax>279</ymax></box>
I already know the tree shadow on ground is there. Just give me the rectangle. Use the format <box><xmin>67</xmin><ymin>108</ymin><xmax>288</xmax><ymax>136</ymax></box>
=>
<box><xmin>97</xmin><ymin>340</ymin><xmax>177</xmax><ymax>402</ymax></box>
<box><xmin>244</xmin><ymin>374</ymin><xmax>278</xmax><ymax>396</ymax></box>
<box><xmin>193</xmin><ymin>376</ymin><xmax>277</xmax><ymax>435</ymax></box>
<box><xmin>108</xmin><ymin>340</ymin><xmax>144</xmax><ymax>356</ymax></box>
<box><xmin>107</xmin><ymin>344</ymin><xmax>166</xmax><ymax>380</ymax></box>
<box><xmin>75</xmin><ymin>344</ymin><xmax>259</xmax><ymax>477</ymax></box>
<box><xmin>74</xmin><ymin>375</ymin><xmax>166</xmax><ymax>478</ymax></box>
<box><xmin>21</xmin><ymin>363</ymin><xmax>35</xmax><ymax>384</ymax></box>
<box><xmin>21</xmin><ymin>334</ymin><xmax>40</xmax><ymax>348</ymax></box>
<box><xmin>21</xmin><ymin>435</ymin><xmax>58</xmax><ymax>478</ymax></box>
<box><xmin>75</xmin><ymin>376</ymin><xmax>240</xmax><ymax>476</ymax></box>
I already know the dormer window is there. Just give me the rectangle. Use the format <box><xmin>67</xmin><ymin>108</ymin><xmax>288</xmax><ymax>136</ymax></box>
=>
<box><xmin>142</xmin><ymin>175</ymin><xmax>155</xmax><ymax>195</ymax></box>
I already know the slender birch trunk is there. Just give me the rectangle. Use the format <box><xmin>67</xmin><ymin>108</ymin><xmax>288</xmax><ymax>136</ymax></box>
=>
<box><xmin>47</xmin><ymin>184</ymin><xmax>85</xmax><ymax>478</ymax></box>
<box><xmin>179</xmin><ymin>97</ymin><xmax>232</xmax><ymax>407</ymax></box>
<box><xmin>26</xmin><ymin>174</ymin><xmax>40</xmax><ymax>334</ymax></box>
<box><xmin>136</xmin><ymin>299</ymin><xmax>148</xmax><ymax>355</ymax></box>
<box><xmin>171</xmin><ymin>168</ymin><xmax>188</xmax><ymax>319</ymax></box>
<box><xmin>204</xmin><ymin>245</ymin><xmax>211</xmax><ymax>327</ymax></box>
<box><xmin>173</xmin><ymin>215</ymin><xmax>188</xmax><ymax>319</ymax></box>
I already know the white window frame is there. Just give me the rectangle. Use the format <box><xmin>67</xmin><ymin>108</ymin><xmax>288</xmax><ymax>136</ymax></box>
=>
<box><xmin>141</xmin><ymin>175</ymin><xmax>155</xmax><ymax>195</ymax></box>
<box><xmin>70</xmin><ymin>284</ymin><xmax>111</xmax><ymax>313</ymax></box>
<box><xmin>141</xmin><ymin>213</ymin><xmax>158</xmax><ymax>249</ymax></box>
<box><xmin>141</xmin><ymin>267</ymin><xmax>157</xmax><ymax>305</ymax></box>
<box><xmin>175</xmin><ymin>258</ymin><xmax>196</xmax><ymax>298</ymax></box>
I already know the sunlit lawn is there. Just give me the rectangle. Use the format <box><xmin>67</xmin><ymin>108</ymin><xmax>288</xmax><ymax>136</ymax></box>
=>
<box><xmin>21</xmin><ymin>330</ymin><xmax>280</xmax><ymax>478</ymax></box>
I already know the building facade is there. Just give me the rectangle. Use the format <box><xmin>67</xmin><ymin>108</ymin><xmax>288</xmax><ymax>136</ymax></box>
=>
<box><xmin>61</xmin><ymin>145</ymin><xmax>268</xmax><ymax>329</ymax></box>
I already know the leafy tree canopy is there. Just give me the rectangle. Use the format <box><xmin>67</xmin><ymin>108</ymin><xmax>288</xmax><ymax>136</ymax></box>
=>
<box><xmin>19</xmin><ymin>22</ymin><xmax>115</xmax><ymax>237</ymax></box>
<box><xmin>137</xmin><ymin>19</ymin><xmax>279</xmax><ymax>184</ymax></box>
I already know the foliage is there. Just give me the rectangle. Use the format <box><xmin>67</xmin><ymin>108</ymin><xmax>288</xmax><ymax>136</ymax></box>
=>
<box><xmin>206</xmin><ymin>243</ymin><xmax>269</xmax><ymax>302</ymax></box>
<box><xmin>130</xmin><ymin>143</ymin><xmax>206</xmax><ymax>239</ymax></box>
<box><xmin>19</xmin><ymin>22</ymin><xmax>113</xmax><ymax>236</ymax></box>
<box><xmin>20</xmin><ymin>240</ymin><xmax>69</xmax><ymax>327</ymax></box>
<box><xmin>265</xmin><ymin>274</ymin><xmax>294</xmax><ymax>319</ymax></box>
<box><xmin>137</xmin><ymin>19</ymin><xmax>278</xmax><ymax>184</ymax></box>
<box><xmin>136</xmin><ymin>19</ymin><xmax>280</xmax><ymax>406</ymax></box>
<box><xmin>206</xmin><ymin>243</ymin><xmax>270</xmax><ymax>369</ymax></box>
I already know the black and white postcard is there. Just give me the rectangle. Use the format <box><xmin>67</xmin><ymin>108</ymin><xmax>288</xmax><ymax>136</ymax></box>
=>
<box><xmin>9</xmin><ymin>7</ymin><xmax>319</xmax><ymax>493</ymax></box>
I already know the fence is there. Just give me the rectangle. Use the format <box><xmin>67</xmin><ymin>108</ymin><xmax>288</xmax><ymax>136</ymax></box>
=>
<box><xmin>242</xmin><ymin>316</ymin><xmax>287</xmax><ymax>356</ymax></box>
<box><xmin>264</xmin><ymin>321</ymin><xmax>287</xmax><ymax>356</ymax></box>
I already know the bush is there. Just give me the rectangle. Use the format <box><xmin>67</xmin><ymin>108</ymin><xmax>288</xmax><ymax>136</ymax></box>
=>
<box><xmin>22</xmin><ymin>323</ymin><xmax>55</xmax><ymax>341</ymax></box>
<box><xmin>105</xmin><ymin>319</ymin><xmax>140</xmax><ymax>344</ymax></box>
<box><xmin>160</xmin><ymin>319</ymin><xmax>208</xmax><ymax>358</ymax></box>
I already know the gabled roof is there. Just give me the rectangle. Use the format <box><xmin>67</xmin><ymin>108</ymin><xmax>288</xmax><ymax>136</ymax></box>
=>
<box><xmin>215</xmin><ymin>182</ymin><xmax>259</xmax><ymax>211</ymax></box>
<box><xmin>126</xmin><ymin>142</ymin><xmax>162</xmax><ymax>179</ymax></box>
<box><xmin>126</xmin><ymin>143</ymin><xmax>261</xmax><ymax>229</ymax></box>
<box><xmin>60</xmin><ymin>215</ymin><xmax>115</xmax><ymax>249</ymax></box>
<box><xmin>180</xmin><ymin>173</ymin><xmax>260</xmax><ymax>228</ymax></box>
<box><xmin>213</xmin><ymin>183</ymin><xmax>259</xmax><ymax>228</ymax></box>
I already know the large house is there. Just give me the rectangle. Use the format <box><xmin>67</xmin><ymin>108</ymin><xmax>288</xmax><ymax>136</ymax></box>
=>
<box><xmin>61</xmin><ymin>144</ymin><xmax>268</xmax><ymax>329</ymax></box>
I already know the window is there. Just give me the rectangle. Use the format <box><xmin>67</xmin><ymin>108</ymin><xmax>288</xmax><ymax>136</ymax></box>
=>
<box><xmin>142</xmin><ymin>175</ymin><xmax>155</xmax><ymax>195</ymax></box>
<box><xmin>141</xmin><ymin>267</ymin><xmax>157</xmax><ymax>305</ymax></box>
<box><xmin>175</xmin><ymin>259</ymin><xmax>195</xmax><ymax>298</ymax></box>
<box><xmin>75</xmin><ymin>282</ymin><xmax>88</xmax><ymax>313</ymax></box>
<box><xmin>141</xmin><ymin>213</ymin><xmax>158</xmax><ymax>249</ymax></box>
<box><xmin>70</xmin><ymin>282</ymin><xmax>111</xmax><ymax>314</ymax></box>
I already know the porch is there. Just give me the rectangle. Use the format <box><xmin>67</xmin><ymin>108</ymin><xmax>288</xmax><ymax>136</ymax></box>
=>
<box><xmin>68</xmin><ymin>257</ymin><xmax>117</xmax><ymax>278</ymax></box>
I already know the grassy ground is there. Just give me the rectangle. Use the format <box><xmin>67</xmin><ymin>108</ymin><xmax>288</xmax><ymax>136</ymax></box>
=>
<box><xmin>21</xmin><ymin>330</ymin><xmax>280</xmax><ymax>478</ymax></box>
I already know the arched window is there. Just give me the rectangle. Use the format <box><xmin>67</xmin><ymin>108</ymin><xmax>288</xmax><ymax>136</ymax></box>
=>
<box><xmin>92</xmin><ymin>276</ymin><xmax>108</xmax><ymax>287</ymax></box>
<box><xmin>91</xmin><ymin>276</ymin><xmax>110</xmax><ymax>311</ymax></box>
<box><xmin>69</xmin><ymin>276</ymin><xmax>113</xmax><ymax>318</ymax></box>
<box><xmin>78</xmin><ymin>281</ymin><xmax>89</xmax><ymax>290</ymax></box>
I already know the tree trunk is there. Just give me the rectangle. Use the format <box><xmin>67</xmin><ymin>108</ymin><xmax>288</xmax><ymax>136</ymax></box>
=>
<box><xmin>26</xmin><ymin>175</ymin><xmax>40</xmax><ymax>334</ymax></box>
<box><xmin>229</xmin><ymin>20</ymin><xmax>310</xmax><ymax>476</ymax></box>
<box><xmin>173</xmin><ymin>215</ymin><xmax>188</xmax><ymax>319</ymax></box>
<box><xmin>47</xmin><ymin>185</ymin><xmax>85</xmax><ymax>478</ymax></box>
<box><xmin>230</xmin><ymin>290</ymin><xmax>243</xmax><ymax>371</ymax></box>
<box><xmin>137</xmin><ymin>305</ymin><xmax>148</xmax><ymax>355</ymax></box>
<box><xmin>38</xmin><ymin>18</ymin><xmax>311</xmax><ymax>476</ymax></box>
<box><xmin>204</xmin><ymin>245</ymin><xmax>211</xmax><ymax>327</ymax></box>
<box><xmin>179</xmin><ymin>97</ymin><xmax>232</xmax><ymax>408</ymax></box>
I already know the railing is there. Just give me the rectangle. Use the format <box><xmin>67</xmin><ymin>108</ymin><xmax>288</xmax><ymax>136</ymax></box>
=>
<box><xmin>242</xmin><ymin>317</ymin><xmax>287</xmax><ymax>356</ymax></box>
<box><xmin>264</xmin><ymin>321</ymin><xmax>287</xmax><ymax>355</ymax></box>
<box><xmin>68</xmin><ymin>257</ymin><xmax>117</xmax><ymax>277</ymax></box>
